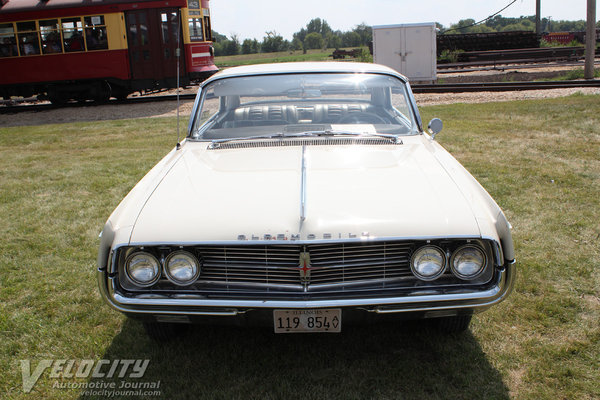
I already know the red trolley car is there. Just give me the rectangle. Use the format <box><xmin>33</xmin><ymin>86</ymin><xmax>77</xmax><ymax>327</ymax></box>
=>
<box><xmin>0</xmin><ymin>0</ymin><xmax>217</xmax><ymax>103</ymax></box>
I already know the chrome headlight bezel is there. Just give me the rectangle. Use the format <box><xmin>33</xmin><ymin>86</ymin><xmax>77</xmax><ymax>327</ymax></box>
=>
<box><xmin>410</xmin><ymin>245</ymin><xmax>447</xmax><ymax>281</ymax></box>
<box><xmin>450</xmin><ymin>244</ymin><xmax>487</xmax><ymax>280</ymax></box>
<box><xmin>164</xmin><ymin>250</ymin><xmax>201</xmax><ymax>286</ymax></box>
<box><xmin>125</xmin><ymin>251</ymin><xmax>161</xmax><ymax>287</ymax></box>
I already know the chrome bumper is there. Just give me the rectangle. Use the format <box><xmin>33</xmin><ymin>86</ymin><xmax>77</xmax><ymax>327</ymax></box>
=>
<box><xmin>97</xmin><ymin>262</ymin><xmax>516</xmax><ymax>318</ymax></box>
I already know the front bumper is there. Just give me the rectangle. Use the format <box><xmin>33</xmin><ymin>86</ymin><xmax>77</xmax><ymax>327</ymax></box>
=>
<box><xmin>97</xmin><ymin>261</ymin><xmax>516</xmax><ymax>322</ymax></box>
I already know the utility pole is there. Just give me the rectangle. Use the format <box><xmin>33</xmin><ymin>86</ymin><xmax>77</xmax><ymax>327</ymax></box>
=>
<box><xmin>536</xmin><ymin>0</ymin><xmax>541</xmax><ymax>35</ymax></box>
<box><xmin>585</xmin><ymin>0</ymin><xmax>596</xmax><ymax>79</ymax></box>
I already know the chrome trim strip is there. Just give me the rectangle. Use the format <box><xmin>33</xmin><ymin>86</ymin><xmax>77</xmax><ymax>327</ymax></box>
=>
<box><xmin>300</xmin><ymin>145</ymin><xmax>307</xmax><ymax>222</ymax></box>
<box><xmin>123</xmin><ymin>234</ymin><xmax>503</xmax><ymax>247</ymax></box>
<box><xmin>97</xmin><ymin>263</ymin><xmax>516</xmax><ymax>316</ymax></box>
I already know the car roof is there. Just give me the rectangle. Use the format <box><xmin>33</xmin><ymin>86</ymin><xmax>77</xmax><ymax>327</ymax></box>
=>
<box><xmin>204</xmin><ymin>62</ymin><xmax>408</xmax><ymax>85</ymax></box>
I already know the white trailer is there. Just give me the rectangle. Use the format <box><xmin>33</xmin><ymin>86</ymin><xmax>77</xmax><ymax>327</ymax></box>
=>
<box><xmin>372</xmin><ymin>23</ymin><xmax>437</xmax><ymax>82</ymax></box>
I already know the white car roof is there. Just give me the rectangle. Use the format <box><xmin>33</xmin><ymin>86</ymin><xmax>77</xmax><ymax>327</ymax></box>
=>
<box><xmin>203</xmin><ymin>62</ymin><xmax>408</xmax><ymax>85</ymax></box>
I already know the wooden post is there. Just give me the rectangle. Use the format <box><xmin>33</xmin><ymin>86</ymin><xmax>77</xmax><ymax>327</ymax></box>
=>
<box><xmin>585</xmin><ymin>0</ymin><xmax>596</xmax><ymax>79</ymax></box>
<box><xmin>536</xmin><ymin>0</ymin><xmax>541</xmax><ymax>35</ymax></box>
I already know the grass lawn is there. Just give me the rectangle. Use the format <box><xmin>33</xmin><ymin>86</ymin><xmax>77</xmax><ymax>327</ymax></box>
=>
<box><xmin>215</xmin><ymin>48</ymin><xmax>355</xmax><ymax>68</ymax></box>
<box><xmin>0</xmin><ymin>95</ymin><xmax>598</xmax><ymax>399</ymax></box>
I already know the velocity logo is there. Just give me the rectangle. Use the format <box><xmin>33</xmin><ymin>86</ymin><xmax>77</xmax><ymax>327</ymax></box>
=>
<box><xmin>20</xmin><ymin>359</ymin><xmax>150</xmax><ymax>393</ymax></box>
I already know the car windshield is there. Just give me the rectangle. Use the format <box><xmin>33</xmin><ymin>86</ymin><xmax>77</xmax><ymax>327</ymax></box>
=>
<box><xmin>190</xmin><ymin>72</ymin><xmax>419</xmax><ymax>140</ymax></box>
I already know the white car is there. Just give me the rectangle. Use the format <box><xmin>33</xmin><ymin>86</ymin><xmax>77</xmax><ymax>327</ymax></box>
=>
<box><xmin>98</xmin><ymin>62</ymin><xmax>515</xmax><ymax>339</ymax></box>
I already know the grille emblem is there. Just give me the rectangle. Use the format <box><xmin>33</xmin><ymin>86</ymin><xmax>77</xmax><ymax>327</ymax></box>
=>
<box><xmin>298</xmin><ymin>251</ymin><xmax>311</xmax><ymax>282</ymax></box>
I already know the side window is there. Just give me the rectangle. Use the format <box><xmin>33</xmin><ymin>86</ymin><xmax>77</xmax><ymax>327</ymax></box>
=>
<box><xmin>62</xmin><ymin>17</ymin><xmax>84</xmax><ymax>52</ymax></box>
<box><xmin>188</xmin><ymin>18</ymin><xmax>203</xmax><ymax>42</ymax></box>
<box><xmin>0</xmin><ymin>23</ymin><xmax>18</xmax><ymax>57</ymax></box>
<box><xmin>17</xmin><ymin>21</ymin><xmax>40</xmax><ymax>56</ymax></box>
<box><xmin>202</xmin><ymin>9</ymin><xmax>211</xmax><ymax>42</ymax></box>
<box><xmin>39</xmin><ymin>20</ymin><xmax>61</xmax><ymax>54</ymax></box>
<box><xmin>84</xmin><ymin>16</ymin><xmax>108</xmax><ymax>50</ymax></box>
<box><xmin>192</xmin><ymin>87</ymin><xmax>219</xmax><ymax>134</ymax></box>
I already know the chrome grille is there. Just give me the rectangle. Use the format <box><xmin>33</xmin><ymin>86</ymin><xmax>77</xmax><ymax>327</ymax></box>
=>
<box><xmin>191</xmin><ymin>241</ymin><xmax>415</xmax><ymax>292</ymax></box>
<box><xmin>308</xmin><ymin>242</ymin><xmax>413</xmax><ymax>288</ymax></box>
<box><xmin>200</xmin><ymin>245</ymin><xmax>300</xmax><ymax>286</ymax></box>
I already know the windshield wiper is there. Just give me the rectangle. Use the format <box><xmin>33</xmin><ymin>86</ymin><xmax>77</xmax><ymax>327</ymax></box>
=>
<box><xmin>207</xmin><ymin>129</ymin><xmax>401</xmax><ymax>148</ymax></box>
<box><xmin>208</xmin><ymin>132</ymin><xmax>321</xmax><ymax>148</ymax></box>
<box><xmin>308</xmin><ymin>129</ymin><xmax>402</xmax><ymax>143</ymax></box>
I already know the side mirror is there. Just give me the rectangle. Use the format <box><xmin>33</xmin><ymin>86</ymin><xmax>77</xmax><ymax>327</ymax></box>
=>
<box><xmin>427</xmin><ymin>118</ymin><xmax>443</xmax><ymax>140</ymax></box>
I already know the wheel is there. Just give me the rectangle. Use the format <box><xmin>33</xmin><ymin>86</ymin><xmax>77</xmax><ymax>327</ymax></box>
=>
<box><xmin>337</xmin><ymin>112</ymin><xmax>387</xmax><ymax>124</ymax></box>
<box><xmin>112</xmin><ymin>88</ymin><xmax>130</xmax><ymax>101</ymax></box>
<box><xmin>435</xmin><ymin>315</ymin><xmax>472</xmax><ymax>333</ymax></box>
<box><xmin>143</xmin><ymin>321</ymin><xmax>189</xmax><ymax>342</ymax></box>
<box><xmin>48</xmin><ymin>95</ymin><xmax>67</xmax><ymax>106</ymax></box>
<box><xmin>91</xmin><ymin>81</ymin><xmax>111</xmax><ymax>103</ymax></box>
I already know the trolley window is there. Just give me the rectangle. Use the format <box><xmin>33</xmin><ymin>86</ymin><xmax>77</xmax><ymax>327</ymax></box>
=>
<box><xmin>0</xmin><ymin>23</ymin><xmax>18</xmax><ymax>57</ymax></box>
<box><xmin>62</xmin><ymin>17</ymin><xmax>84</xmax><ymax>52</ymax></box>
<box><xmin>40</xmin><ymin>20</ymin><xmax>61</xmax><ymax>54</ymax></box>
<box><xmin>188</xmin><ymin>18</ymin><xmax>203</xmax><ymax>42</ymax></box>
<box><xmin>202</xmin><ymin>8</ymin><xmax>211</xmax><ymax>42</ymax></box>
<box><xmin>160</xmin><ymin>12</ymin><xmax>178</xmax><ymax>44</ymax></box>
<box><xmin>17</xmin><ymin>21</ymin><xmax>40</xmax><ymax>56</ymax></box>
<box><xmin>84</xmin><ymin>16</ymin><xmax>108</xmax><ymax>50</ymax></box>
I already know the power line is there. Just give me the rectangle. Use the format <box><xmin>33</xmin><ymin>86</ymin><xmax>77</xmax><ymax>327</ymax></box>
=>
<box><xmin>443</xmin><ymin>0</ymin><xmax>519</xmax><ymax>33</ymax></box>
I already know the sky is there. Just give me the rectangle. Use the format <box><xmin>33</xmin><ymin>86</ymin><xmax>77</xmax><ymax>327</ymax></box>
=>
<box><xmin>209</xmin><ymin>0</ymin><xmax>593</xmax><ymax>41</ymax></box>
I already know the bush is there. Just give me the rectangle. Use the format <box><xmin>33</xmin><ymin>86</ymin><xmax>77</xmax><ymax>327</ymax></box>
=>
<box><xmin>357</xmin><ymin>47</ymin><xmax>373</xmax><ymax>63</ymax></box>
<box><xmin>438</xmin><ymin>49</ymin><xmax>464</xmax><ymax>64</ymax></box>
<box><xmin>304</xmin><ymin>32</ymin><xmax>324</xmax><ymax>50</ymax></box>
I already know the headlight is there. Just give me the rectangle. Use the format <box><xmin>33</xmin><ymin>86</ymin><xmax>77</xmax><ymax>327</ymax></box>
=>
<box><xmin>125</xmin><ymin>252</ymin><xmax>161</xmax><ymax>287</ymax></box>
<box><xmin>410</xmin><ymin>245</ymin><xmax>446</xmax><ymax>281</ymax></box>
<box><xmin>450</xmin><ymin>245</ymin><xmax>486</xmax><ymax>280</ymax></box>
<box><xmin>164</xmin><ymin>251</ymin><xmax>200</xmax><ymax>286</ymax></box>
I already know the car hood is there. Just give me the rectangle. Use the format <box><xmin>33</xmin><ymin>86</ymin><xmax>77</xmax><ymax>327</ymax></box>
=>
<box><xmin>129</xmin><ymin>137</ymin><xmax>481</xmax><ymax>243</ymax></box>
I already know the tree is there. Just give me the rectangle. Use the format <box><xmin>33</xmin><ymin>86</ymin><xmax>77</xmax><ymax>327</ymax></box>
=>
<box><xmin>306</xmin><ymin>18</ymin><xmax>332</xmax><ymax>37</ymax></box>
<box><xmin>223</xmin><ymin>34</ymin><xmax>240</xmax><ymax>55</ymax></box>
<box><xmin>251</xmin><ymin>39</ymin><xmax>260</xmax><ymax>53</ymax></box>
<box><xmin>261</xmin><ymin>31</ymin><xmax>288</xmax><ymax>53</ymax></box>
<box><xmin>293</xmin><ymin>28</ymin><xmax>307</xmax><ymax>44</ymax></box>
<box><xmin>327</xmin><ymin>33</ymin><xmax>342</xmax><ymax>49</ymax></box>
<box><xmin>211</xmin><ymin>30</ymin><xmax>227</xmax><ymax>43</ymax></box>
<box><xmin>291</xmin><ymin>38</ymin><xmax>303</xmax><ymax>51</ymax></box>
<box><xmin>500</xmin><ymin>23</ymin><xmax>533</xmax><ymax>32</ymax></box>
<box><xmin>352</xmin><ymin>23</ymin><xmax>372</xmax><ymax>46</ymax></box>
<box><xmin>342</xmin><ymin>31</ymin><xmax>361</xmax><ymax>47</ymax></box>
<box><xmin>304</xmin><ymin>32</ymin><xmax>324</xmax><ymax>49</ymax></box>
<box><xmin>241</xmin><ymin>39</ymin><xmax>253</xmax><ymax>54</ymax></box>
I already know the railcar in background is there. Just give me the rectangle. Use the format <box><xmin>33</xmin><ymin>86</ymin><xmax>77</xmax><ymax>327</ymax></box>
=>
<box><xmin>0</xmin><ymin>0</ymin><xmax>217</xmax><ymax>103</ymax></box>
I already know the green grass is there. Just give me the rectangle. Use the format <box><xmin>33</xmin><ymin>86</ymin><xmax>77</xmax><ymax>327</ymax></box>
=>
<box><xmin>215</xmin><ymin>48</ymin><xmax>353</xmax><ymax>68</ymax></box>
<box><xmin>540</xmin><ymin>67</ymin><xmax>600</xmax><ymax>81</ymax></box>
<box><xmin>1</xmin><ymin>95</ymin><xmax>599</xmax><ymax>399</ymax></box>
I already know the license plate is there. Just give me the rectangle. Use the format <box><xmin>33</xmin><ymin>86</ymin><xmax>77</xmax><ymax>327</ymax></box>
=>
<box><xmin>273</xmin><ymin>309</ymin><xmax>341</xmax><ymax>333</ymax></box>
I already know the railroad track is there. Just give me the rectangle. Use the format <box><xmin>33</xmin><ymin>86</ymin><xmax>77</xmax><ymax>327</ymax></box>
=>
<box><xmin>2</xmin><ymin>80</ymin><xmax>600</xmax><ymax>113</ymax></box>
<box><xmin>0</xmin><ymin>93</ymin><xmax>197</xmax><ymax>114</ymax></box>
<box><xmin>438</xmin><ymin>47</ymin><xmax>589</xmax><ymax>70</ymax></box>
<box><xmin>411</xmin><ymin>79</ymin><xmax>600</xmax><ymax>93</ymax></box>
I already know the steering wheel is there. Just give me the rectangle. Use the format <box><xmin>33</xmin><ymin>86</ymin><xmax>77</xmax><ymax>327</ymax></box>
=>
<box><xmin>337</xmin><ymin>112</ymin><xmax>388</xmax><ymax>124</ymax></box>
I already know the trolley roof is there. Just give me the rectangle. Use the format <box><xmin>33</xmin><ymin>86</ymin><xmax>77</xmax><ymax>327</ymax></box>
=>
<box><xmin>1</xmin><ymin>0</ymin><xmax>186</xmax><ymax>18</ymax></box>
